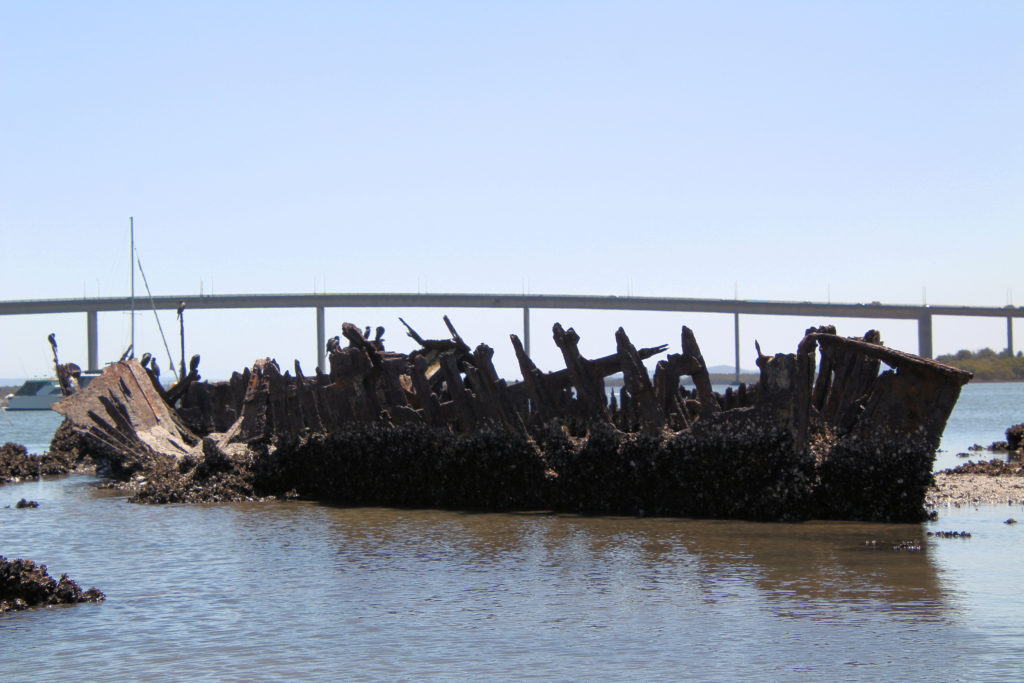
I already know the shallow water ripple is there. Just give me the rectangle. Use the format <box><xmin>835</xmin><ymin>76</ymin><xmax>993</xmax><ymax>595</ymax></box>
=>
<box><xmin>2</xmin><ymin>475</ymin><xmax>1024</xmax><ymax>681</ymax></box>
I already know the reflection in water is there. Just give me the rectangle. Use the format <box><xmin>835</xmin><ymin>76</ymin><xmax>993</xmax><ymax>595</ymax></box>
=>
<box><xmin>0</xmin><ymin>476</ymin><xmax>999</xmax><ymax>681</ymax></box>
<box><xmin>318</xmin><ymin>507</ymin><xmax>948</xmax><ymax>619</ymax></box>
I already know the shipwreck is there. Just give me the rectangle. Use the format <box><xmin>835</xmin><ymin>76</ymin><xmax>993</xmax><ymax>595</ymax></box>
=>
<box><xmin>49</xmin><ymin>319</ymin><xmax>972</xmax><ymax>522</ymax></box>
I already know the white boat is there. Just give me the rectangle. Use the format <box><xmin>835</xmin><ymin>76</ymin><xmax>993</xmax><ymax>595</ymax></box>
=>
<box><xmin>4</xmin><ymin>379</ymin><xmax>64</xmax><ymax>410</ymax></box>
<box><xmin>4</xmin><ymin>374</ymin><xmax>98</xmax><ymax>411</ymax></box>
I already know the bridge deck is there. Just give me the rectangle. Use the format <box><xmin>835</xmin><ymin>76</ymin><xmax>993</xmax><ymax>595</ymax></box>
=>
<box><xmin>2</xmin><ymin>293</ymin><xmax>1020</xmax><ymax>372</ymax></box>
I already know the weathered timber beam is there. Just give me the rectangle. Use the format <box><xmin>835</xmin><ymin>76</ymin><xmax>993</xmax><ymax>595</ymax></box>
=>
<box><xmin>471</xmin><ymin>344</ymin><xmax>527</xmax><ymax>435</ymax></box>
<box><xmin>400</xmin><ymin>317</ymin><xmax>462</xmax><ymax>358</ymax></box>
<box><xmin>379</xmin><ymin>357</ymin><xmax>410</xmax><ymax>408</ymax></box>
<box><xmin>793</xmin><ymin>332</ymin><xmax>818</xmax><ymax>450</ymax></box>
<box><xmin>820</xmin><ymin>330</ymin><xmax>882</xmax><ymax>429</ymax></box>
<box><xmin>652</xmin><ymin>353</ymin><xmax>698</xmax><ymax>427</ymax></box>
<box><xmin>807</xmin><ymin>332</ymin><xmax>973</xmax><ymax>384</ymax></box>
<box><xmin>510</xmin><ymin>334</ymin><xmax>560</xmax><ymax>423</ymax></box>
<box><xmin>807</xmin><ymin>325</ymin><xmax>837</xmax><ymax>411</ymax></box>
<box><xmin>443</xmin><ymin>315</ymin><xmax>472</xmax><ymax>357</ymax></box>
<box><xmin>552</xmin><ymin>323</ymin><xmax>608</xmax><ymax>422</ymax></box>
<box><xmin>615</xmin><ymin>327</ymin><xmax>665</xmax><ymax>434</ymax></box>
<box><xmin>294</xmin><ymin>361</ymin><xmax>324</xmax><ymax>434</ymax></box>
<box><xmin>506</xmin><ymin>341</ymin><xmax>668</xmax><ymax>400</ymax></box>
<box><xmin>439</xmin><ymin>351</ymin><xmax>476</xmax><ymax>432</ymax></box>
<box><xmin>410</xmin><ymin>356</ymin><xmax>447</xmax><ymax>428</ymax></box>
<box><xmin>682</xmin><ymin>326</ymin><xmax>720</xmax><ymax>416</ymax></box>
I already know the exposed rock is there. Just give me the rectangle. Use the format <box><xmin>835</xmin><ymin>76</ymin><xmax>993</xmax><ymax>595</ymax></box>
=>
<box><xmin>927</xmin><ymin>530</ymin><xmax>971</xmax><ymax>538</ymax></box>
<box><xmin>0</xmin><ymin>556</ymin><xmax>105</xmax><ymax>613</ymax></box>
<box><xmin>0</xmin><ymin>442</ymin><xmax>79</xmax><ymax>485</ymax></box>
<box><xmin>1007</xmin><ymin>423</ymin><xmax>1024</xmax><ymax>453</ymax></box>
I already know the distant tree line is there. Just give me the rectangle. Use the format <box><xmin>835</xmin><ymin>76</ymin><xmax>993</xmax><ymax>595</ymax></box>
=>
<box><xmin>935</xmin><ymin>348</ymin><xmax>1024</xmax><ymax>381</ymax></box>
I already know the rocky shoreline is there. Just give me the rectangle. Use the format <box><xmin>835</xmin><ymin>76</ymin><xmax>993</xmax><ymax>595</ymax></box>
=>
<box><xmin>929</xmin><ymin>423</ymin><xmax>1024</xmax><ymax>508</ymax></box>
<box><xmin>928</xmin><ymin>471</ymin><xmax>1024</xmax><ymax>508</ymax></box>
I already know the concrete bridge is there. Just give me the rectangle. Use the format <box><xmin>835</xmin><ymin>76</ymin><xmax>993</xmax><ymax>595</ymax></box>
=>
<box><xmin>1</xmin><ymin>293</ymin><xmax>1020</xmax><ymax>376</ymax></box>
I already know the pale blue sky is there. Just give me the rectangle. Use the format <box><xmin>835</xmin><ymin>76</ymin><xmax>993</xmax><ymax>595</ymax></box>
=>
<box><xmin>2</xmin><ymin>1</ymin><xmax>1021</xmax><ymax>379</ymax></box>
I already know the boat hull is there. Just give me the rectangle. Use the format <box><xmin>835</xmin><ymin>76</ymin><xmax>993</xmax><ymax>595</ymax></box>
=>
<box><xmin>5</xmin><ymin>380</ymin><xmax>63</xmax><ymax>411</ymax></box>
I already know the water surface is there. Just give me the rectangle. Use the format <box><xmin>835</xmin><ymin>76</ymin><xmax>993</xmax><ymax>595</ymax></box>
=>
<box><xmin>3</xmin><ymin>474</ymin><xmax>1024</xmax><ymax>681</ymax></box>
<box><xmin>2</xmin><ymin>383</ymin><xmax>1024</xmax><ymax>680</ymax></box>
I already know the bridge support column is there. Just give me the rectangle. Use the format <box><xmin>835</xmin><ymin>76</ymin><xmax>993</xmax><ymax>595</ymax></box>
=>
<box><xmin>734</xmin><ymin>312</ymin><xmax>740</xmax><ymax>384</ymax></box>
<box><xmin>87</xmin><ymin>309</ymin><xmax>98</xmax><ymax>372</ymax></box>
<box><xmin>523</xmin><ymin>307</ymin><xmax>531</xmax><ymax>357</ymax></box>
<box><xmin>918</xmin><ymin>313</ymin><xmax>933</xmax><ymax>359</ymax></box>
<box><xmin>1009</xmin><ymin>317</ymin><xmax>1015</xmax><ymax>357</ymax></box>
<box><xmin>316</xmin><ymin>306</ymin><xmax>325</xmax><ymax>373</ymax></box>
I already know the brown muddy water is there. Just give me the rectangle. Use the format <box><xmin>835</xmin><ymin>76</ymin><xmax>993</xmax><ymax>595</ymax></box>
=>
<box><xmin>2</xmin><ymin>383</ymin><xmax>1024</xmax><ymax>681</ymax></box>
<box><xmin>3</xmin><ymin>475</ymin><xmax>1024</xmax><ymax>681</ymax></box>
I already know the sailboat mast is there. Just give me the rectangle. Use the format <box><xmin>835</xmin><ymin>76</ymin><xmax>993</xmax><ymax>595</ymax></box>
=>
<box><xmin>130</xmin><ymin>216</ymin><xmax>135</xmax><ymax>359</ymax></box>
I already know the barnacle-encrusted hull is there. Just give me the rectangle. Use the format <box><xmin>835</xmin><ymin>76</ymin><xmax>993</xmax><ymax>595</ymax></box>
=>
<box><xmin>52</xmin><ymin>321</ymin><xmax>972</xmax><ymax>521</ymax></box>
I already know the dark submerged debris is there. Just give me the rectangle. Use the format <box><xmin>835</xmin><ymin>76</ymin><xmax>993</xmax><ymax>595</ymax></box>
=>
<box><xmin>0</xmin><ymin>556</ymin><xmax>105</xmax><ymax>613</ymax></box>
<box><xmin>863</xmin><ymin>539</ymin><xmax>924</xmax><ymax>552</ymax></box>
<box><xmin>927</xmin><ymin>530</ymin><xmax>972</xmax><ymax>538</ymax></box>
<box><xmin>51</xmin><ymin>320</ymin><xmax>972</xmax><ymax>522</ymax></box>
<box><xmin>891</xmin><ymin>541</ymin><xmax>924</xmax><ymax>552</ymax></box>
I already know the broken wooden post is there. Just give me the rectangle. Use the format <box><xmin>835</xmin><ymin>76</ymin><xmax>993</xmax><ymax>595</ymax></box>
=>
<box><xmin>510</xmin><ymin>333</ymin><xmax>560</xmax><ymax>424</ymax></box>
<box><xmin>682</xmin><ymin>326</ymin><xmax>720</xmax><ymax>417</ymax></box>
<box><xmin>808</xmin><ymin>325</ymin><xmax>837</xmax><ymax>410</ymax></box>
<box><xmin>615</xmin><ymin>327</ymin><xmax>665</xmax><ymax>434</ymax></box>
<box><xmin>294</xmin><ymin>360</ymin><xmax>324</xmax><ymax>434</ymax></box>
<box><xmin>410</xmin><ymin>356</ymin><xmax>448</xmax><ymax>428</ymax></box>
<box><xmin>552</xmin><ymin>323</ymin><xmax>609</xmax><ymax>423</ymax></box>
<box><xmin>652</xmin><ymin>354</ymin><xmax>697</xmax><ymax>428</ymax></box>
<box><xmin>793</xmin><ymin>332</ymin><xmax>818</xmax><ymax>450</ymax></box>
<box><xmin>439</xmin><ymin>351</ymin><xmax>477</xmax><ymax>432</ymax></box>
<box><xmin>471</xmin><ymin>344</ymin><xmax>528</xmax><ymax>435</ymax></box>
<box><xmin>443</xmin><ymin>315</ymin><xmax>472</xmax><ymax>357</ymax></box>
<box><xmin>329</xmin><ymin>345</ymin><xmax>380</xmax><ymax>421</ymax></box>
<box><xmin>822</xmin><ymin>329</ymin><xmax>882</xmax><ymax>432</ymax></box>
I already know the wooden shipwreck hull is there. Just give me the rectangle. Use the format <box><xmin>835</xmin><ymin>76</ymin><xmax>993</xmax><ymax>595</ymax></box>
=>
<box><xmin>52</xmin><ymin>320</ymin><xmax>972</xmax><ymax>521</ymax></box>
